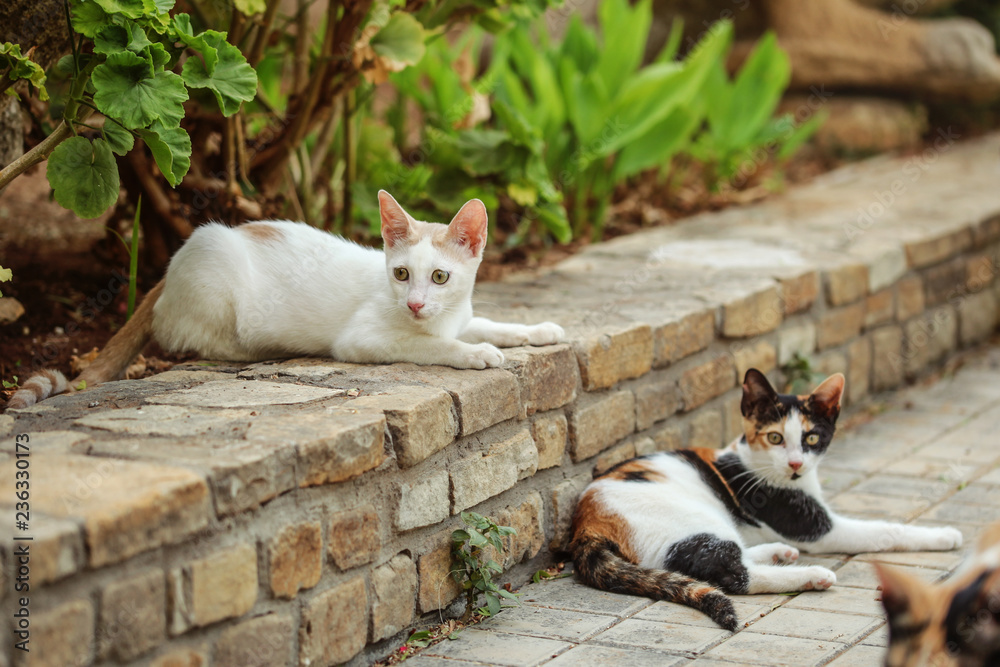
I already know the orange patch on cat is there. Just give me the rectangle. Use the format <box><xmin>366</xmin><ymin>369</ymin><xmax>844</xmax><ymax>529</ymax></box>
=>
<box><xmin>240</xmin><ymin>222</ymin><xmax>284</xmax><ymax>242</ymax></box>
<box><xmin>571</xmin><ymin>489</ymin><xmax>640</xmax><ymax>563</ymax></box>
<box><xmin>599</xmin><ymin>460</ymin><xmax>667</xmax><ymax>483</ymax></box>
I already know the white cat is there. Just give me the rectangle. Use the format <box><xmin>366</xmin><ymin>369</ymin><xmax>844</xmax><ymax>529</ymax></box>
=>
<box><xmin>8</xmin><ymin>191</ymin><xmax>565</xmax><ymax>408</ymax></box>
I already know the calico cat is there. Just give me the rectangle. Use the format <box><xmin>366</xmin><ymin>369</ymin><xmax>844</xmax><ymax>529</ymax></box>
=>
<box><xmin>8</xmin><ymin>191</ymin><xmax>564</xmax><ymax>409</ymax></box>
<box><xmin>877</xmin><ymin>522</ymin><xmax>1000</xmax><ymax>667</ymax></box>
<box><xmin>569</xmin><ymin>369</ymin><xmax>963</xmax><ymax>631</ymax></box>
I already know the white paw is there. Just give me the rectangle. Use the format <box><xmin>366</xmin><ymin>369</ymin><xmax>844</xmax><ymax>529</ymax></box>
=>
<box><xmin>526</xmin><ymin>322</ymin><xmax>565</xmax><ymax>346</ymax></box>
<box><xmin>919</xmin><ymin>526</ymin><xmax>964</xmax><ymax>551</ymax></box>
<box><xmin>462</xmin><ymin>343</ymin><xmax>504</xmax><ymax>370</ymax></box>
<box><xmin>773</xmin><ymin>545</ymin><xmax>800</xmax><ymax>565</ymax></box>
<box><xmin>800</xmin><ymin>567</ymin><xmax>836</xmax><ymax>591</ymax></box>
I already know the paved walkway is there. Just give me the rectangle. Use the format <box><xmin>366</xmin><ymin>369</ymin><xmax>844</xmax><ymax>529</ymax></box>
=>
<box><xmin>407</xmin><ymin>347</ymin><xmax>1000</xmax><ymax>667</ymax></box>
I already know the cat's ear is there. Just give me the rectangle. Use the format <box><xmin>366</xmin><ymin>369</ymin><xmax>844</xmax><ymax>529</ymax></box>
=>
<box><xmin>874</xmin><ymin>562</ymin><xmax>923</xmax><ymax>619</ymax></box>
<box><xmin>741</xmin><ymin>368</ymin><xmax>779</xmax><ymax>419</ymax></box>
<box><xmin>446</xmin><ymin>199</ymin><xmax>488</xmax><ymax>258</ymax></box>
<box><xmin>379</xmin><ymin>190</ymin><xmax>412</xmax><ymax>248</ymax></box>
<box><xmin>809</xmin><ymin>373</ymin><xmax>844</xmax><ymax>422</ymax></box>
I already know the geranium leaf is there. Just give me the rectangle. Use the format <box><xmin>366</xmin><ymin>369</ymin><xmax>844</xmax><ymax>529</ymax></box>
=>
<box><xmin>136</xmin><ymin>122</ymin><xmax>191</xmax><ymax>187</ymax></box>
<box><xmin>94</xmin><ymin>21</ymin><xmax>153</xmax><ymax>56</ymax></box>
<box><xmin>0</xmin><ymin>43</ymin><xmax>48</xmax><ymax>101</ymax></box>
<box><xmin>102</xmin><ymin>120</ymin><xmax>135</xmax><ymax>155</ymax></box>
<box><xmin>172</xmin><ymin>15</ymin><xmax>219</xmax><ymax>74</ymax></box>
<box><xmin>233</xmin><ymin>0</ymin><xmax>266</xmax><ymax>14</ymax></box>
<box><xmin>371</xmin><ymin>13</ymin><xmax>426</xmax><ymax>68</ymax></box>
<box><xmin>46</xmin><ymin>136</ymin><xmax>120</xmax><ymax>219</ymax></box>
<box><xmin>93</xmin><ymin>0</ymin><xmax>146</xmax><ymax>19</ymax></box>
<box><xmin>92</xmin><ymin>50</ymin><xmax>188</xmax><ymax>129</ymax></box>
<box><xmin>70</xmin><ymin>1</ymin><xmax>112</xmax><ymax>38</ymax></box>
<box><xmin>180</xmin><ymin>34</ymin><xmax>257</xmax><ymax>115</ymax></box>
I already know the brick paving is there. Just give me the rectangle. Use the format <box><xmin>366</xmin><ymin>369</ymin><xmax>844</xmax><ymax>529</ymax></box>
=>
<box><xmin>415</xmin><ymin>349</ymin><xmax>1000</xmax><ymax>667</ymax></box>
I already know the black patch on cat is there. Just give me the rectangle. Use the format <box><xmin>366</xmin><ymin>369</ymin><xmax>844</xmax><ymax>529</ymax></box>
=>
<box><xmin>673</xmin><ymin>450</ymin><xmax>759</xmax><ymax>527</ymax></box>
<box><xmin>663</xmin><ymin>533</ymin><xmax>749</xmax><ymax>594</ymax></box>
<box><xmin>622</xmin><ymin>471</ymin><xmax>654</xmax><ymax>482</ymax></box>
<box><xmin>714</xmin><ymin>453</ymin><xmax>834</xmax><ymax>542</ymax></box>
<box><xmin>944</xmin><ymin>571</ymin><xmax>998</xmax><ymax>653</ymax></box>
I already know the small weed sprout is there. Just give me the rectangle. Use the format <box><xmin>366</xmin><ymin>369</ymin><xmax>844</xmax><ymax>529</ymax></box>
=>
<box><xmin>2</xmin><ymin>376</ymin><xmax>18</xmax><ymax>390</ymax></box>
<box><xmin>451</xmin><ymin>511</ymin><xmax>520</xmax><ymax>621</ymax></box>
<box><xmin>780</xmin><ymin>352</ymin><xmax>818</xmax><ymax>394</ymax></box>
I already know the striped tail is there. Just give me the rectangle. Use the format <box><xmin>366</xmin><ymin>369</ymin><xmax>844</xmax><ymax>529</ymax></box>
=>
<box><xmin>6</xmin><ymin>280</ymin><xmax>164</xmax><ymax>410</ymax></box>
<box><xmin>570</xmin><ymin>535</ymin><xmax>738</xmax><ymax>631</ymax></box>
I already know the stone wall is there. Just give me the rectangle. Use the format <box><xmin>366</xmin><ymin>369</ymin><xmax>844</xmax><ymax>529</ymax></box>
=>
<box><xmin>2</xmin><ymin>135</ymin><xmax>1000</xmax><ymax>667</ymax></box>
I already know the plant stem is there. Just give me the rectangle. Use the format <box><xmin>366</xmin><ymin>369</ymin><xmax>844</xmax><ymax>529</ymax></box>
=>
<box><xmin>127</xmin><ymin>196</ymin><xmax>141</xmax><ymax>321</ymax></box>
<box><xmin>0</xmin><ymin>119</ymin><xmax>74</xmax><ymax>191</ymax></box>
<box><xmin>248</xmin><ymin>0</ymin><xmax>283</xmax><ymax>67</ymax></box>
<box><xmin>342</xmin><ymin>88</ymin><xmax>354</xmax><ymax>232</ymax></box>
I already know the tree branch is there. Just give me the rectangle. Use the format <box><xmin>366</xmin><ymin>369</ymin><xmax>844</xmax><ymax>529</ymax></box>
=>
<box><xmin>0</xmin><ymin>118</ymin><xmax>74</xmax><ymax>191</ymax></box>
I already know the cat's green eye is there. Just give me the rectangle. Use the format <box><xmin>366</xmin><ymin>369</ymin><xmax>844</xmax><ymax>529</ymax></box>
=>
<box><xmin>766</xmin><ymin>432</ymin><xmax>784</xmax><ymax>445</ymax></box>
<box><xmin>432</xmin><ymin>269</ymin><xmax>450</xmax><ymax>285</ymax></box>
<box><xmin>393</xmin><ymin>267</ymin><xmax>409</xmax><ymax>281</ymax></box>
<box><xmin>805</xmin><ymin>434</ymin><xmax>820</xmax><ymax>446</ymax></box>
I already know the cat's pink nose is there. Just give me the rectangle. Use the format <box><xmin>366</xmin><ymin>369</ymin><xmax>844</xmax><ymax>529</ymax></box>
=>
<box><xmin>408</xmin><ymin>301</ymin><xmax>424</xmax><ymax>315</ymax></box>
<box><xmin>789</xmin><ymin>461</ymin><xmax>803</xmax><ymax>471</ymax></box>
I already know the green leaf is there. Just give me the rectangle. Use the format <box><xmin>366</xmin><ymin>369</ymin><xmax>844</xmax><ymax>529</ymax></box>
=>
<box><xmin>92</xmin><ymin>51</ymin><xmax>189</xmax><ymax>129</ymax></box>
<box><xmin>498</xmin><ymin>589</ymin><xmax>520</xmax><ymax>599</ymax></box>
<box><xmin>0</xmin><ymin>267</ymin><xmax>11</xmax><ymax>282</ymax></box>
<box><xmin>70</xmin><ymin>1</ymin><xmax>112</xmax><ymax>38</ymax></box>
<box><xmin>172</xmin><ymin>15</ymin><xmax>219</xmax><ymax>74</ymax></box>
<box><xmin>94</xmin><ymin>22</ymin><xmax>153</xmax><ymax>56</ymax></box>
<box><xmin>94</xmin><ymin>0</ymin><xmax>146</xmax><ymax>19</ymax></box>
<box><xmin>180</xmin><ymin>34</ymin><xmax>257</xmax><ymax>116</ymax></box>
<box><xmin>102</xmin><ymin>120</ymin><xmax>135</xmax><ymax>155</ymax></box>
<box><xmin>150</xmin><ymin>0</ymin><xmax>175</xmax><ymax>11</ymax></box>
<box><xmin>467</xmin><ymin>530</ymin><xmax>488</xmax><ymax>549</ymax></box>
<box><xmin>485</xmin><ymin>559</ymin><xmax>502</xmax><ymax>573</ymax></box>
<box><xmin>451</xmin><ymin>529</ymin><xmax>470</xmax><ymax>544</ymax></box>
<box><xmin>0</xmin><ymin>42</ymin><xmax>48</xmax><ymax>101</ymax></box>
<box><xmin>371</xmin><ymin>13</ymin><xmax>426</xmax><ymax>68</ymax></box>
<box><xmin>137</xmin><ymin>123</ymin><xmax>191</xmax><ymax>186</ymax></box>
<box><xmin>233</xmin><ymin>0</ymin><xmax>266</xmax><ymax>14</ymax></box>
<box><xmin>46</xmin><ymin>136</ymin><xmax>120</xmax><ymax>219</ymax></box>
<box><xmin>496</xmin><ymin>526</ymin><xmax>517</xmax><ymax>537</ymax></box>
<box><xmin>485</xmin><ymin>594</ymin><xmax>502</xmax><ymax>616</ymax></box>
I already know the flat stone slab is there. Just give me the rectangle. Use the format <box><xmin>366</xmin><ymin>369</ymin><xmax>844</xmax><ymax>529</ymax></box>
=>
<box><xmin>75</xmin><ymin>405</ymin><xmax>257</xmax><ymax>437</ymax></box>
<box><xmin>147</xmin><ymin>380</ymin><xmax>341</xmax><ymax>408</ymax></box>
<box><xmin>0</xmin><ymin>454</ymin><xmax>210</xmax><ymax>567</ymax></box>
<box><xmin>423</xmin><ymin>629</ymin><xmax>572</xmax><ymax>667</ymax></box>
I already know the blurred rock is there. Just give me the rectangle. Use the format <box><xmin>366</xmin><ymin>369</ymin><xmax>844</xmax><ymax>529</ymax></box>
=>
<box><xmin>781</xmin><ymin>96</ymin><xmax>928</xmax><ymax>155</ymax></box>
<box><xmin>0</xmin><ymin>297</ymin><xmax>24</xmax><ymax>324</ymax></box>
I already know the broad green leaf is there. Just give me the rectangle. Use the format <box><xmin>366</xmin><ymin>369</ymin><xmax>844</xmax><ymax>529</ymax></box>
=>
<box><xmin>93</xmin><ymin>21</ymin><xmax>153</xmax><ymax>56</ymax></box>
<box><xmin>233</xmin><ymin>0</ymin><xmax>266</xmax><ymax>14</ymax></box>
<box><xmin>595</xmin><ymin>0</ymin><xmax>650</xmax><ymax>97</ymax></box>
<box><xmin>0</xmin><ymin>265</ymin><xmax>9</xmax><ymax>297</ymax></box>
<box><xmin>614</xmin><ymin>103</ymin><xmax>702</xmax><ymax>179</ymax></box>
<box><xmin>655</xmin><ymin>17</ymin><xmax>684</xmax><ymax>63</ymax></box>
<box><xmin>559</xmin><ymin>15</ymin><xmax>598</xmax><ymax>72</ymax></box>
<box><xmin>102</xmin><ymin>120</ymin><xmax>135</xmax><ymax>155</ymax></box>
<box><xmin>180</xmin><ymin>34</ymin><xmax>257</xmax><ymax>116</ymax></box>
<box><xmin>601</xmin><ymin>21</ymin><xmax>732</xmax><ymax>157</ymax></box>
<box><xmin>172</xmin><ymin>15</ymin><xmax>220</xmax><ymax>74</ymax></box>
<box><xmin>70</xmin><ymin>1</ymin><xmax>112</xmax><ymax>38</ymax></box>
<box><xmin>485</xmin><ymin>594</ymin><xmax>502</xmax><ymax>616</ymax></box>
<box><xmin>467</xmin><ymin>530</ymin><xmax>488</xmax><ymax>548</ymax></box>
<box><xmin>149</xmin><ymin>0</ymin><xmax>175</xmax><ymax>11</ymax></box>
<box><xmin>0</xmin><ymin>43</ymin><xmax>48</xmax><ymax>100</ymax></box>
<box><xmin>723</xmin><ymin>31</ymin><xmax>790</xmax><ymax>149</ymax></box>
<box><xmin>46</xmin><ymin>136</ymin><xmax>120</xmax><ymax>219</ymax></box>
<box><xmin>137</xmin><ymin>123</ymin><xmax>191</xmax><ymax>186</ymax></box>
<box><xmin>92</xmin><ymin>51</ymin><xmax>188</xmax><ymax>129</ymax></box>
<box><xmin>371</xmin><ymin>13</ymin><xmax>426</xmax><ymax>68</ymax></box>
<box><xmin>94</xmin><ymin>0</ymin><xmax>146</xmax><ymax>19</ymax></box>
<box><xmin>536</xmin><ymin>201</ymin><xmax>572</xmax><ymax>243</ymax></box>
